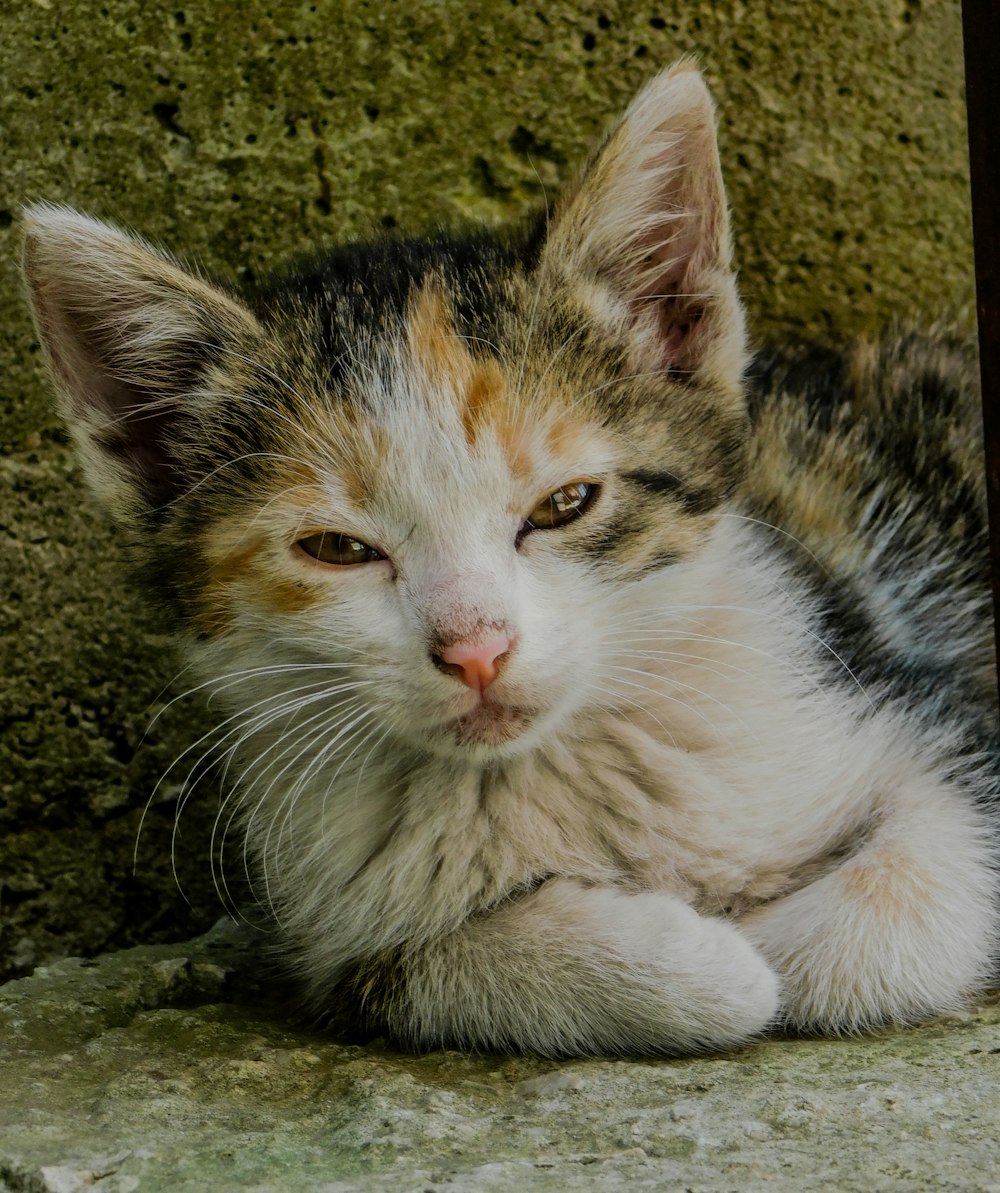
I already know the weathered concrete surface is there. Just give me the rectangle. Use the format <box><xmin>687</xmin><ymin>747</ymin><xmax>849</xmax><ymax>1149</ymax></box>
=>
<box><xmin>2</xmin><ymin>922</ymin><xmax>998</xmax><ymax>1192</ymax></box>
<box><xmin>1</xmin><ymin>0</ymin><xmax>976</xmax><ymax>975</ymax></box>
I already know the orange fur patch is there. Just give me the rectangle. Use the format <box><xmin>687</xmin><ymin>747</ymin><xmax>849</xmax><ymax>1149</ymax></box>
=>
<box><xmin>406</xmin><ymin>279</ymin><xmax>473</xmax><ymax>389</ymax></box>
<box><xmin>484</xmin><ymin>392</ymin><xmax>536</xmax><ymax>480</ymax></box>
<box><xmin>284</xmin><ymin>415</ymin><xmax>375</xmax><ymax>508</ymax></box>
<box><xmin>199</xmin><ymin>533</ymin><xmax>266</xmax><ymax>636</ymax></box>
<box><xmin>334</xmin><ymin>420</ymin><xmax>397</xmax><ymax>508</ymax></box>
<box><xmin>462</xmin><ymin>359</ymin><xmax>505</xmax><ymax>445</ymax></box>
<box><xmin>406</xmin><ymin>277</ymin><xmax>534</xmax><ymax>474</ymax></box>
<box><xmin>200</xmin><ymin>519</ymin><xmax>322</xmax><ymax>634</ymax></box>
<box><xmin>253</xmin><ymin>574</ymin><xmax>323</xmax><ymax>616</ymax></box>
<box><xmin>340</xmin><ymin>455</ymin><xmax>370</xmax><ymax>506</ymax></box>
<box><xmin>842</xmin><ymin>847</ymin><xmax>930</xmax><ymax>919</ymax></box>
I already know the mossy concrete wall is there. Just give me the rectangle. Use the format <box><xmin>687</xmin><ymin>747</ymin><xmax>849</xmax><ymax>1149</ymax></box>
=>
<box><xmin>0</xmin><ymin>0</ymin><xmax>975</xmax><ymax>977</ymax></box>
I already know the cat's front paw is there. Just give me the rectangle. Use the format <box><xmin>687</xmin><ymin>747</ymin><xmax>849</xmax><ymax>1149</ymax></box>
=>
<box><xmin>638</xmin><ymin>893</ymin><xmax>781</xmax><ymax>1050</ymax></box>
<box><xmin>395</xmin><ymin>880</ymin><xmax>780</xmax><ymax>1057</ymax></box>
<box><xmin>526</xmin><ymin>882</ymin><xmax>781</xmax><ymax>1054</ymax></box>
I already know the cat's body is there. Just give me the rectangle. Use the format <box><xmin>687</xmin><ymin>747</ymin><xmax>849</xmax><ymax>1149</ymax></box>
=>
<box><xmin>24</xmin><ymin>64</ymin><xmax>998</xmax><ymax>1055</ymax></box>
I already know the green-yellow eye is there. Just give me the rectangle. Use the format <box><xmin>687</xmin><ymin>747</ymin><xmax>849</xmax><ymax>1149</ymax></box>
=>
<box><xmin>297</xmin><ymin>532</ymin><xmax>384</xmax><ymax>566</ymax></box>
<box><xmin>525</xmin><ymin>481</ymin><xmax>599</xmax><ymax>530</ymax></box>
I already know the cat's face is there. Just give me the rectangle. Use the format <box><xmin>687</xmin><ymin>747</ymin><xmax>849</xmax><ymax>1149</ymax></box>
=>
<box><xmin>24</xmin><ymin>63</ymin><xmax>749</xmax><ymax>762</ymax></box>
<box><xmin>187</xmin><ymin>275</ymin><xmax>737</xmax><ymax>761</ymax></box>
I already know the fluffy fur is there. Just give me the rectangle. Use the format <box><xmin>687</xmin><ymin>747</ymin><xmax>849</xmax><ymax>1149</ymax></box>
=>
<box><xmin>23</xmin><ymin>63</ymin><xmax>998</xmax><ymax>1056</ymax></box>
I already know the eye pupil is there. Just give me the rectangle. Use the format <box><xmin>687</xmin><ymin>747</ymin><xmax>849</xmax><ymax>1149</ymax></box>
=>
<box><xmin>525</xmin><ymin>481</ymin><xmax>598</xmax><ymax>531</ymax></box>
<box><xmin>297</xmin><ymin>532</ymin><xmax>382</xmax><ymax>565</ymax></box>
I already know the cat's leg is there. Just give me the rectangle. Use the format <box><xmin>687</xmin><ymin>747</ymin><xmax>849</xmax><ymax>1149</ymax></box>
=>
<box><xmin>346</xmin><ymin>878</ymin><xmax>779</xmax><ymax>1056</ymax></box>
<box><xmin>738</xmin><ymin>772</ymin><xmax>998</xmax><ymax>1032</ymax></box>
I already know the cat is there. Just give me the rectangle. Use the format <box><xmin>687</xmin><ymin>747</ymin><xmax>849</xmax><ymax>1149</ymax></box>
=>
<box><xmin>23</xmin><ymin>61</ymin><xmax>998</xmax><ymax>1057</ymax></box>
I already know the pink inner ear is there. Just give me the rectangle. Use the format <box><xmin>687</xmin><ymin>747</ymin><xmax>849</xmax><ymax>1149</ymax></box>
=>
<box><xmin>631</xmin><ymin>212</ymin><xmax>710</xmax><ymax>375</ymax></box>
<box><xmin>657</xmin><ymin>319</ymin><xmax>691</xmax><ymax>370</ymax></box>
<box><xmin>538</xmin><ymin>68</ymin><xmax>741</xmax><ymax>386</ymax></box>
<box><xmin>30</xmin><ymin>277</ymin><xmax>198</xmax><ymax>503</ymax></box>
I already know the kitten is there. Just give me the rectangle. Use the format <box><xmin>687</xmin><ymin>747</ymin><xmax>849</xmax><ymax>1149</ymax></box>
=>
<box><xmin>23</xmin><ymin>62</ymin><xmax>998</xmax><ymax>1056</ymax></box>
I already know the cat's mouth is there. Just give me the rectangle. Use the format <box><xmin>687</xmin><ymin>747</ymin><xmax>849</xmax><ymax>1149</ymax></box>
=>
<box><xmin>453</xmin><ymin>699</ymin><xmax>533</xmax><ymax>747</ymax></box>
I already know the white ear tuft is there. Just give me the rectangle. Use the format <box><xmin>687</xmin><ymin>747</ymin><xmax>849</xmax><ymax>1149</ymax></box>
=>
<box><xmin>541</xmin><ymin>62</ymin><xmax>745</xmax><ymax>391</ymax></box>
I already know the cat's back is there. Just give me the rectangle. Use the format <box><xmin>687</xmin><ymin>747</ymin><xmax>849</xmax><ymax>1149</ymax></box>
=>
<box><xmin>742</xmin><ymin>327</ymin><xmax>996</xmax><ymax>716</ymax></box>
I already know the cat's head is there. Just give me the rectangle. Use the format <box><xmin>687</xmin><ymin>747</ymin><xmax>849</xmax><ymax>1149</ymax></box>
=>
<box><xmin>23</xmin><ymin>63</ymin><xmax>748</xmax><ymax>761</ymax></box>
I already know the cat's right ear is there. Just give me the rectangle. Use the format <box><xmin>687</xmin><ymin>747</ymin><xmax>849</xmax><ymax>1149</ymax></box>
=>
<box><xmin>23</xmin><ymin>204</ymin><xmax>264</xmax><ymax>520</ymax></box>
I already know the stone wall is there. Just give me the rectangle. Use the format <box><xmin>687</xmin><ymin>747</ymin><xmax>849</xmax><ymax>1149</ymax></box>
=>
<box><xmin>0</xmin><ymin>0</ymin><xmax>974</xmax><ymax>978</ymax></box>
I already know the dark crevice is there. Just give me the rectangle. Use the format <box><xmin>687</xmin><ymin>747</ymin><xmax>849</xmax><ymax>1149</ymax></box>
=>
<box><xmin>151</xmin><ymin>101</ymin><xmax>189</xmax><ymax>139</ymax></box>
<box><xmin>309</xmin><ymin>116</ymin><xmax>333</xmax><ymax>214</ymax></box>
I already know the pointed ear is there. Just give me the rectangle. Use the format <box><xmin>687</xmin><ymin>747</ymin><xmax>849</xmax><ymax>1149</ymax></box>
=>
<box><xmin>540</xmin><ymin>62</ymin><xmax>745</xmax><ymax>391</ymax></box>
<box><xmin>22</xmin><ymin>204</ymin><xmax>264</xmax><ymax>519</ymax></box>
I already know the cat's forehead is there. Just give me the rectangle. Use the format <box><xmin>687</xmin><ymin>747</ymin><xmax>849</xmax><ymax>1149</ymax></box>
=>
<box><xmin>394</xmin><ymin>278</ymin><xmax>595</xmax><ymax>468</ymax></box>
<box><xmin>275</xmin><ymin>274</ymin><xmax>611</xmax><ymax>517</ymax></box>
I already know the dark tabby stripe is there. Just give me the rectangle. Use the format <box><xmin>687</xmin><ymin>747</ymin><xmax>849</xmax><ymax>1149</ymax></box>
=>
<box><xmin>623</xmin><ymin>469</ymin><xmax>716</xmax><ymax>514</ymax></box>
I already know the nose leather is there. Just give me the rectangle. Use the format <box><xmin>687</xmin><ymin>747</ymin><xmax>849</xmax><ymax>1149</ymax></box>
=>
<box><xmin>438</xmin><ymin>632</ymin><xmax>512</xmax><ymax>693</ymax></box>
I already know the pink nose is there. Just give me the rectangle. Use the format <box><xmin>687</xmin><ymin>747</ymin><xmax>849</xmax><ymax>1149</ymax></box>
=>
<box><xmin>436</xmin><ymin>632</ymin><xmax>512</xmax><ymax>693</ymax></box>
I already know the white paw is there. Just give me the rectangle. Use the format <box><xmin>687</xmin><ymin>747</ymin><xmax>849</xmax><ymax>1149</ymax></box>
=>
<box><xmin>652</xmin><ymin>899</ymin><xmax>781</xmax><ymax>1048</ymax></box>
<box><xmin>577</xmin><ymin>886</ymin><xmax>781</xmax><ymax>1052</ymax></box>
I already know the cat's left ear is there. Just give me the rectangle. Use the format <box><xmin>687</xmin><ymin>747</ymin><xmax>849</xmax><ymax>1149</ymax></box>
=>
<box><xmin>540</xmin><ymin>62</ymin><xmax>745</xmax><ymax>391</ymax></box>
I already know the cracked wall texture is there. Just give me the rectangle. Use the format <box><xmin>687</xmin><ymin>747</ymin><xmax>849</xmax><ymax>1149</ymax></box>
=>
<box><xmin>0</xmin><ymin>0</ymin><xmax>975</xmax><ymax>978</ymax></box>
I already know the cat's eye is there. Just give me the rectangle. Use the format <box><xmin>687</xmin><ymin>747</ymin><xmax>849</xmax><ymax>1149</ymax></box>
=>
<box><xmin>524</xmin><ymin>481</ymin><xmax>599</xmax><ymax>531</ymax></box>
<box><xmin>297</xmin><ymin>531</ymin><xmax>384</xmax><ymax>566</ymax></box>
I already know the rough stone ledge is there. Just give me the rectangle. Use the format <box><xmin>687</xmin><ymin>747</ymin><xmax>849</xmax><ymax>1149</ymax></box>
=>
<box><xmin>2</xmin><ymin>920</ymin><xmax>998</xmax><ymax>1192</ymax></box>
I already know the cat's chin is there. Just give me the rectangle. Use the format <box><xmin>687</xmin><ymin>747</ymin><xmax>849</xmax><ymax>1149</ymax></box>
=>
<box><xmin>453</xmin><ymin>700</ymin><xmax>532</xmax><ymax>749</ymax></box>
<box><xmin>409</xmin><ymin>697</ymin><xmax>548</xmax><ymax>762</ymax></box>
